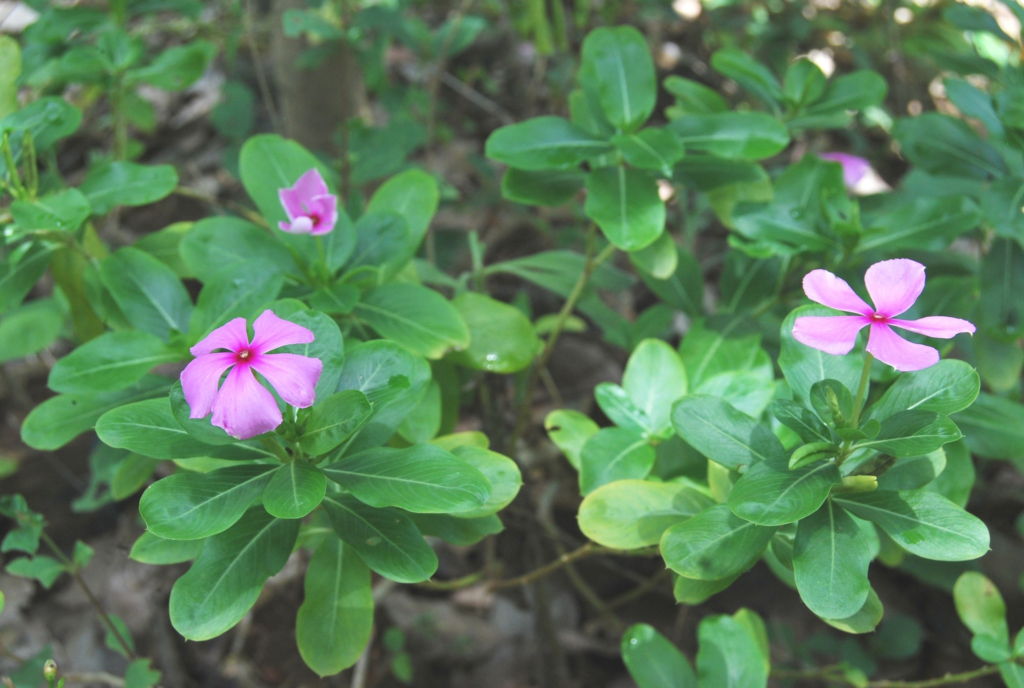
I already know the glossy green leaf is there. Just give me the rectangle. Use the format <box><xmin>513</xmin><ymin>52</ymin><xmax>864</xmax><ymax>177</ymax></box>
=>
<box><xmin>877</xmin><ymin>450</ymin><xmax>946</xmax><ymax>491</ymax></box>
<box><xmin>629</xmin><ymin>232</ymin><xmax>679</xmax><ymax>280</ymax></box>
<box><xmin>710</xmin><ymin>48</ymin><xmax>782</xmax><ymax>108</ymax></box>
<box><xmin>11</xmin><ymin>189</ymin><xmax>91</xmax><ymax>232</ymax></box>
<box><xmin>671</xmin><ymin>395</ymin><xmax>785</xmax><ymax>471</ymax></box>
<box><xmin>793</xmin><ymin>499</ymin><xmax>872</xmax><ymax>619</ymax></box>
<box><xmin>179</xmin><ymin>218</ymin><xmax>298</xmax><ymax>282</ymax></box>
<box><xmin>661</xmin><ymin>505</ymin><xmax>777</xmax><ymax>580</ymax></box>
<box><xmin>834</xmin><ymin>491</ymin><xmax>989</xmax><ymax>561</ymax></box>
<box><xmin>585</xmin><ymin>165</ymin><xmax>665</xmax><ymax>251</ymax></box>
<box><xmin>729</xmin><ymin>461</ymin><xmax>840</xmax><ymax>526</ymax></box>
<box><xmin>637</xmin><ymin>244</ymin><xmax>703</xmax><ymax>316</ymax></box>
<box><xmin>451</xmin><ymin>445</ymin><xmax>522</xmax><ymax>518</ymax></box>
<box><xmin>621</xmin><ymin>624</ymin><xmax>696</xmax><ymax>688</ymax></box>
<box><xmin>48</xmin><ymin>330</ymin><xmax>180</xmax><ymax>394</ymax></box>
<box><xmin>580</xmin><ymin>26</ymin><xmax>656</xmax><ymax>132</ymax></box>
<box><xmin>485</xmin><ymin>116</ymin><xmax>613</xmax><ymax>170</ymax></box>
<box><xmin>354</xmin><ymin>283</ymin><xmax>469</xmax><ymax>359</ymax></box>
<box><xmin>263</xmin><ymin>461</ymin><xmax>327</xmax><ymax>519</ymax></box>
<box><xmin>622</xmin><ymin>338</ymin><xmax>688</xmax><ymax>435</ymax></box>
<box><xmin>595</xmin><ymin>382</ymin><xmax>652</xmax><ymax>435</ymax></box>
<box><xmin>780</xmin><ymin>306</ymin><xmax>864</xmax><ymax>402</ymax></box>
<box><xmin>410</xmin><ymin>513</ymin><xmax>504</xmax><ymax>546</ymax></box>
<box><xmin>346</xmin><ymin>211</ymin><xmax>412</xmax><ymax>278</ymax></box>
<box><xmin>579</xmin><ymin>427</ymin><xmax>656</xmax><ymax>495</ymax></box>
<box><xmin>0</xmin><ymin>298</ymin><xmax>63</xmax><ymax>364</ymax></box>
<box><xmin>323</xmin><ymin>494</ymin><xmax>437</xmax><ymax>583</ymax></box>
<box><xmin>859</xmin><ymin>196</ymin><xmax>981</xmax><ymax>253</ymax></box>
<box><xmin>893</xmin><ymin>112</ymin><xmax>1005</xmax><ymax>180</ymax></box>
<box><xmin>772</xmin><ymin>400</ymin><xmax>832</xmax><ymax>444</ymax></box>
<box><xmin>100</xmin><ymin>247</ymin><xmax>192</xmax><ymax>341</ymax></box>
<box><xmin>0</xmin><ymin>244</ymin><xmax>55</xmax><ymax>315</ymax></box>
<box><xmin>79</xmin><ymin>162</ymin><xmax>178</xmax><ymax>215</ymax></box>
<box><xmin>664</xmin><ymin>76</ymin><xmax>728</xmax><ymax>114</ymax></box>
<box><xmin>366</xmin><ymin>168</ymin><xmax>439</xmax><ymax>244</ymax></box>
<box><xmin>822</xmin><ymin>587</ymin><xmax>884</xmax><ymax>634</ymax></box>
<box><xmin>322</xmin><ymin>444</ymin><xmax>491</xmax><ymax>514</ymax></box>
<box><xmin>501</xmin><ymin>168</ymin><xmax>586</xmax><ymax>206</ymax></box>
<box><xmin>856</xmin><ymin>410</ymin><xmax>961</xmax><ymax>457</ymax></box>
<box><xmin>954</xmin><ymin>572</ymin><xmax>1009</xmax><ymax>643</ymax></box>
<box><xmin>238</xmin><ymin>134</ymin><xmax>336</xmax><ymax>228</ymax></box>
<box><xmin>299</xmin><ymin>390</ymin><xmax>372</xmax><ymax>456</ymax></box>
<box><xmin>140</xmin><ymin>464</ymin><xmax>276</xmax><ymax>540</ymax></box>
<box><xmin>545</xmin><ymin>409</ymin><xmax>599</xmax><ymax>471</ymax></box>
<box><xmin>295</xmin><ymin>536</ymin><xmax>373</xmax><ymax>676</ymax></box>
<box><xmin>669</xmin><ymin>113</ymin><xmax>789</xmax><ymax>160</ymax></box>
<box><xmin>189</xmin><ymin>263</ymin><xmax>284</xmax><ymax>341</ymax></box>
<box><xmin>612</xmin><ymin>128</ymin><xmax>684</xmax><ymax>176</ymax></box>
<box><xmin>866</xmin><ymin>360</ymin><xmax>980</xmax><ymax>423</ymax></box>
<box><xmin>695</xmin><ymin>613</ymin><xmax>769</xmax><ymax>688</ymax></box>
<box><xmin>169</xmin><ymin>507</ymin><xmax>299</xmax><ymax>640</ymax></box>
<box><xmin>449</xmin><ymin>292</ymin><xmax>541</xmax><ymax>373</ymax></box>
<box><xmin>954</xmin><ymin>393</ymin><xmax>1024</xmax><ymax>461</ymax></box>
<box><xmin>129</xmin><ymin>531</ymin><xmax>205</xmax><ymax>565</ymax></box>
<box><xmin>673</xmin><ymin>573</ymin><xmax>738</xmax><ymax>604</ymax></box>
<box><xmin>579</xmin><ymin>479</ymin><xmax>713</xmax><ymax>549</ymax></box>
<box><xmin>128</xmin><ymin>39</ymin><xmax>216</xmax><ymax>91</ymax></box>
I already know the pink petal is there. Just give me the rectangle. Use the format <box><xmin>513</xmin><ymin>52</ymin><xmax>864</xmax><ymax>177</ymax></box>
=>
<box><xmin>864</xmin><ymin>259</ymin><xmax>926</xmax><ymax>317</ymax></box>
<box><xmin>250</xmin><ymin>310</ymin><xmax>315</xmax><ymax>354</ymax></box>
<box><xmin>279</xmin><ymin>216</ymin><xmax>314</xmax><ymax>234</ymax></box>
<box><xmin>210</xmin><ymin>364</ymin><xmax>283</xmax><ymax>439</ymax></box>
<box><xmin>180</xmin><ymin>352</ymin><xmax>236</xmax><ymax>419</ymax></box>
<box><xmin>889</xmin><ymin>316</ymin><xmax>976</xmax><ymax>339</ymax></box>
<box><xmin>792</xmin><ymin>315</ymin><xmax>869</xmax><ymax>355</ymax></box>
<box><xmin>802</xmin><ymin>269</ymin><xmax>873</xmax><ymax>315</ymax></box>
<box><xmin>190</xmin><ymin>317</ymin><xmax>249</xmax><ymax>356</ymax></box>
<box><xmin>818</xmin><ymin>152</ymin><xmax>871</xmax><ymax>189</ymax></box>
<box><xmin>251</xmin><ymin>353</ymin><xmax>322</xmax><ymax>408</ymax></box>
<box><xmin>308</xmin><ymin>194</ymin><xmax>338</xmax><ymax>236</ymax></box>
<box><xmin>279</xmin><ymin>168</ymin><xmax>330</xmax><ymax>220</ymax></box>
<box><xmin>867</xmin><ymin>323</ymin><xmax>938</xmax><ymax>372</ymax></box>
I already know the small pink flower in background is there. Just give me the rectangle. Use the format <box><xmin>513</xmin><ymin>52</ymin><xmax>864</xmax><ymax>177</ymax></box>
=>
<box><xmin>278</xmin><ymin>169</ymin><xmax>338</xmax><ymax>235</ymax></box>
<box><xmin>818</xmin><ymin>152</ymin><xmax>871</xmax><ymax>191</ymax></box>
<box><xmin>793</xmin><ymin>259</ymin><xmax>975</xmax><ymax>372</ymax></box>
<box><xmin>181</xmin><ymin>310</ymin><xmax>323</xmax><ymax>439</ymax></box>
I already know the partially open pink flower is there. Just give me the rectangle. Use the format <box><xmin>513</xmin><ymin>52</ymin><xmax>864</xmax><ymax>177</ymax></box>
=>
<box><xmin>181</xmin><ymin>310</ymin><xmax>323</xmax><ymax>439</ymax></box>
<box><xmin>818</xmin><ymin>152</ymin><xmax>871</xmax><ymax>190</ymax></box>
<box><xmin>278</xmin><ymin>169</ymin><xmax>338</xmax><ymax>235</ymax></box>
<box><xmin>793</xmin><ymin>259</ymin><xmax>975</xmax><ymax>372</ymax></box>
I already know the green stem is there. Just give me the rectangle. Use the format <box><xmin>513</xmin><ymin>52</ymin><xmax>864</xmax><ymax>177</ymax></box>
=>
<box><xmin>849</xmin><ymin>352</ymin><xmax>874</xmax><ymax>429</ymax></box>
<box><xmin>259</xmin><ymin>435</ymin><xmax>291</xmax><ymax>462</ymax></box>
<box><xmin>773</xmin><ymin>661</ymin><xmax>1007</xmax><ymax>687</ymax></box>
<box><xmin>111</xmin><ymin>78</ymin><xmax>128</xmax><ymax>161</ymax></box>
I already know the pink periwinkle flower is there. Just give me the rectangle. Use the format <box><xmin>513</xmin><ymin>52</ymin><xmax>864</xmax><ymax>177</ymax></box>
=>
<box><xmin>793</xmin><ymin>259</ymin><xmax>975</xmax><ymax>372</ymax></box>
<box><xmin>181</xmin><ymin>310</ymin><xmax>323</xmax><ymax>440</ymax></box>
<box><xmin>278</xmin><ymin>168</ymin><xmax>338</xmax><ymax>235</ymax></box>
<box><xmin>818</xmin><ymin>152</ymin><xmax>871</xmax><ymax>191</ymax></box>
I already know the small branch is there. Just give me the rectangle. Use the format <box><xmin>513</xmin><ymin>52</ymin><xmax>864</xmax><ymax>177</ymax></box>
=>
<box><xmin>772</xmin><ymin>663</ymin><xmax>1007</xmax><ymax>687</ymax></box>
<box><xmin>606</xmin><ymin>569</ymin><xmax>673</xmax><ymax>610</ymax></box>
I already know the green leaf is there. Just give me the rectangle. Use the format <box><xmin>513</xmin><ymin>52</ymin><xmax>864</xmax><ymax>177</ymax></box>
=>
<box><xmin>622</xmin><ymin>338</ymin><xmax>688</xmax><ymax>435</ymax></box>
<box><xmin>579</xmin><ymin>479</ymin><xmax>713</xmax><ymax>550</ymax></box>
<box><xmin>11</xmin><ymin>188</ymin><xmax>91</xmax><ymax>232</ymax></box>
<box><xmin>397</xmin><ymin>379</ymin><xmax>441</xmax><ymax>444</ymax></box>
<box><xmin>893</xmin><ymin>113</ymin><xmax>1005</xmax><ymax>179</ymax></box>
<box><xmin>954</xmin><ymin>393</ymin><xmax>1024</xmax><ymax>461</ymax></box>
<box><xmin>671</xmin><ymin>395</ymin><xmax>785</xmax><ymax>471</ymax></box>
<box><xmin>0</xmin><ymin>36</ymin><xmax>20</xmax><ymax>120</ymax></box>
<box><xmin>111</xmin><ymin>454</ymin><xmax>158</xmax><ymax>499</ymax></box>
<box><xmin>354</xmin><ymin>283</ymin><xmax>469</xmax><ymax>359</ymax></box>
<box><xmin>449</xmin><ymin>445</ymin><xmax>521</xmax><ymax>518</ymax></box>
<box><xmin>501</xmin><ymin>168</ymin><xmax>586</xmax><ymax>206</ymax></box>
<box><xmin>612</xmin><ymin>128</ymin><xmax>684</xmax><ymax>176</ymax></box>
<box><xmin>48</xmin><ymin>330</ymin><xmax>180</xmax><ymax>394</ymax></box>
<box><xmin>0</xmin><ymin>97</ymin><xmax>82</xmax><ymax>175</ymax></box>
<box><xmin>295</xmin><ymin>536</ymin><xmax>373</xmax><ymax>676</ymax></box>
<box><xmin>485</xmin><ymin>116</ymin><xmax>613</xmax><ymax>170</ymax></box>
<box><xmin>335</xmin><ymin>340</ymin><xmax>431</xmax><ymax>452</ymax></box>
<box><xmin>858</xmin><ymin>196</ymin><xmax>981</xmax><ymax>253</ymax></box>
<box><xmin>793</xmin><ymin>500</ymin><xmax>872</xmax><ymax>619</ymax></box>
<box><xmin>670</xmin><ymin>113</ymin><xmax>789</xmax><ymax>160</ymax></box>
<box><xmin>780</xmin><ymin>306</ymin><xmax>864</xmax><ymax>402</ymax></box>
<box><xmin>783</xmin><ymin>59</ymin><xmax>826</xmax><ymax>108</ymax></box>
<box><xmin>0</xmin><ymin>298</ymin><xmax>63</xmax><ymax>364</ymax></box>
<box><xmin>409</xmin><ymin>513</ymin><xmax>503</xmax><ymax>546</ymax></box>
<box><xmin>134</xmin><ymin>222</ymin><xmax>193</xmax><ymax>277</ymax></box>
<box><xmin>238</xmin><ymin>134</ymin><xmax>336</xmax><ymax>228</ymax></box>
<box><xmin>673</xmin><ymin>573</ymin><xmax>738</xmax><ymax>604</ymax></box>
<box><xmin>877</xmin><ymin>450</ymin><xmax>946</xmax><ymax>491</ymax></box>
<box><xmin>96</xmin><ymin>398</ymin><xmax>270</xmax><ymax>460</ymax></box>
<box><xmin>129</xmin><ymin>531</ymin><xmax>204</xmax><ymax>564</ymax></box>
<box><xmin>123</xmin><ymin>659</ymin><xmax>162</xmax><ymax>688</ymax></box>
<box><xmin>637</xmin><ymin>244</ymin><xmax>703</xmax><ymax>315</ymax></box>
<box><xmin>169</xmin><ymin>506</ymin><xmax>299</xmax><ymax>640</ymax></box>
<box><xmin>595</xmin><ymin>383</ymin><xmax>652</xmax><ymax>435</ymax></box>
<box><xmin>954</xmin><ymin>571</ymin><xmax>1009</xmax><ymax>643</ymax></box>
<box><xmin>263</xmin><ymin>461</ymin><xmax>327</xmax><ymax>519</ymax></box>
<box><xmin>366</xmin><ymin>168</ymin><xmax>439</xmax><ymax>244</ymax></box>
<box><xmin>664</xmin><ymin>76</ymin><xmax>727</xmax><ymax>115</ymax></box>
<box><xmin>179</xmin><ymin>217</ymin><xmax>298</xmax><ymax>282</ymax></box>
<box><xmin>621</xmin><ymin>624</ymin><xmax>696</xmax><ymax>688</ymax></box>
<box><xmin>833</xmin><ymin>491</ymin><xmax>989</xmax><ymax>561</ymax></box>
<box><xmin>298</xmin><ymin>390</ymin><xmax>372</xmax><ymax>456</ymax></box>
<box><xmin>140</xmin><ymin>464</ymin><xmax>276</xmax><ymax>540</ymax></box>
<box><xmin>579</xmin><ymin>26</ymin><xmax>655</xmax><ymax>132</ymax></box>
<box><xmin>271</xmin><ymin>306</ymin><xmax>345</xmax><ymax>401</ymax></box>
<box><xmin>0</xmin><ymin>243</ymin><xmax>55</xmax><ymax>315</ymax></box>
<box><xmin>629</xmin><ymin>232</ymin><xmax>679</xmax><ymax>280</ymax></box>
<box><xmin>104</xmin><ymin>613</ymin><xmax>135</xmax><ymax>658</ymax></box>
<box><xmin>127</xmin><ymin>39</ymin><xmax>216</xmax><ymax>91</ymax></box>
<box><xmin>710</xmin><ymin>48</ymin><xmax>782</xmax><ymax>109</ymax></box>
<box><xmin>803</xmin><ymin>70</ymin><xmax>887</xmax><ymax>115</ymax></box>
<box><xmin>168</xmin><ymin>381</ymin><xmax>237</xmax><ymax>446</ymax></box>
<box><xmin>661</xmin><ymin>505</ymin><xmax>777</xmax><ymax>581</ymax></box>
<box><xmin>322</xmin><ymin>444</ymin><xmax>491</xmax><ymax>514</ymax></box>
<box><xmin>1003</xmin><ymin>662</ymin><xmax>1024</xmax><ymax>688</ymax></box>
<box><xmin>79</xmin><ymin>162</ymin><xmax>178</xmax><ymax>215</ymax></box>
<box><xmin>579</xmin><ymin>428</ymin><xmax>656</xmax><ymax>495</ymax></box>
<box><xmin>728</xmin><ymin>461</ymin><xmax>841</xmax><ymax>526</ymax></box>
<box><xmin>821</xmin><ymin>587</ymin><xmax>884</xmax><ymax>634</ymax></box>
<box><xmin>772</xmin><ymin>400</ymin><xmax>832</xmax><ymax>444</ymax></box>
<box><xmin>21</xmin><ymin>375</ymin><xmax>173</xmax><ymax>451</ymax></box>
<box><xmin>866</xmin><ymin>360</ymin><xmax>980</xmax><ymax>423</ymax></box>
<box><xmin>99</xmin><ymin>247</ymin><xmax>192</xmax><ymax>341</ymax></box>
<box><xmin>545</xmin><ymin>409</ymin><xmax>599</xmax><ymax>471</ymax></box>
<box><xmin>972</xmin><ymin>634</ymin><xmax>1013</xmax><ymax>663</ymax></box>
<box><xmin>695</xmin><ymin>613</ymin><xmax>769</xmax><ymax>688</ymax></box>
<box><xmin>6</xmin><ymin>555</ymin><xmax>65</xmax><ymax>588</ymax></box>
<box><xmin>346</xmin><ymin>211</ymin><xmax>411</xmax><ymax>278</ymax></box>
<box><xmin>189</xmin><ymin>263</ymin><xmax>284</xmax><ymax>341</ymax></box>
<box><xmin>584</xmin><ymin>165</ymin><xmax>665</xmax><ymax>251</ymax></box>
<box><xmin>856</xmin><ymin>410</ymin><xmax>962</xmax><ymax>458</ymax></box>
<box><xmin>309</xmin><ymin>283</ymin><xmax>360</xmax><ymax>315</ymax></box>
<box><xmin>323</xmin><ymin>494</ymin><xmax>437</xmax><ymax>583</ymax></box>
<box><xmin>449</xmin><ymin>292</ymin><xmax>541</xmax><ymax>373</ymax></box>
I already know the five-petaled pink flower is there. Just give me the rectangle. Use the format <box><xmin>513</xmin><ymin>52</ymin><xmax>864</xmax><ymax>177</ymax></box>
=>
<box><xmin>181</xmin><ymin>310</ymin><xmax>323</xmax><ymax>439</ymax></box>
<box><xmin>818</xmin><ymin>152</ymin><xmax>871</xmax><ymax>191</ymax></box>
<box><xmin>793</xmin><ymin>259</ymin><xmax>975</xmax><ymax>372</ymax></box>
<box><xmin>278</xmin><ymin>169</ymin><xmax>338</xmax><ymax>235</ymax></box>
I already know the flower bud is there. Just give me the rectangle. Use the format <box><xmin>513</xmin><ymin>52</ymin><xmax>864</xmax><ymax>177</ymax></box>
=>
<box><xmin>43</xmin><ymin>660</ymin><xmax>57</xmax><ymax>682</ymax></box>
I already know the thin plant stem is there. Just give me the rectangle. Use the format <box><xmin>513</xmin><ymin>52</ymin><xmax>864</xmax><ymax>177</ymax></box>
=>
<box><xmin>850</xmin><ymin>352</ymin><xmax>874</xmax><ymax>429</ymax></box>
<box><xmin>773</xmin><ymin>662</ymin><xmax>1007</xmax><ymax>687</ymax></box>
<box><xmin>606</xmin><ymin>568</ymin><xmax>673</xmax><ymax>610</ymax></box>
<box><xmin>39</xmin><ymin>532</ymin><xmax>136</xmax><ymax>660</ymax></box>
<box><xmin>244</xmin><ymin>0</ymin><xmax>282</xmax><ymax>134</ymax></box>
<box><xmin>508</xmin><ymin>225</ymin><xmax>614</xmax><ymax>452</ymax></box>
<box><xmin>171</xmin><ymin>187</ymin><xmax>270</xmax><ymax>229</ymax></box>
